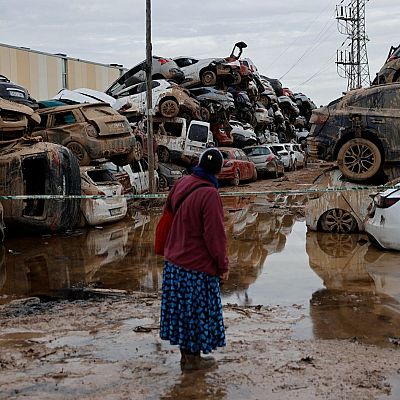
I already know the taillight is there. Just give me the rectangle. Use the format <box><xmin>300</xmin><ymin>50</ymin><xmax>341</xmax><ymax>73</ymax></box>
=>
<box><xmin>256</xmin><ymin>108</ymin><xmax>265</xmax><ymax>112</ymax></box>
<box><xmin>266</xmin><ymin>155</ymin><xmax>274</xmax><ymax>162</ymax></box>
<box><xmin>86</xmin><ymin>124</ymin><xmax>98</xmax><ymax>137</ymax></box>
<box><xmin>225</xmin><ymin>161</ymin><xmax>233</xmax><ymax>167</ymax></box>
<box><xmin>158</xmin><ymin>58</ymin><xmax>169</xmax><ymax>65</ymax></box>
<box><xmin>388</xmin><ymin>55</ymin><xmax>396</xmax><ymax>62</ymax></box>
<box><xmin>374</xmin><ymin>194</ymin><xmax>400</xmax><ymax>208</ymax></box>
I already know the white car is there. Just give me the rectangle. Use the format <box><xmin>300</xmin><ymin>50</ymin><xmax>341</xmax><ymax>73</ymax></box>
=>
<box><xmin>365</xmin><ymin>183</ymin><xmax>400</xmax><ymax>250</ymax></box>
<box><xmin>53</xmin><ymin>88</ymin><xmax>117</xmax><ymax>106</ymax></box>
<box><xmin>80</xmin><ymin>166</ymin><xmax>127</xmax><ymax>226</ymax></box>
<box><xmin>123</xmin><ymin>159</ymin><xmax>159</xmax><ymax>194</ymax></box>
<box><xmin>284</xmin><ymin>143</ymin><xmax>306</xmax><ymax>169</ymax></box>
<box><xmin>269</xmin><ymin>144</ymin><xmax>292</xmax><ymax>170</ymax></box>
<box><xmin>173</xmin><ymin>56</ymin><xmax>241</xmax><ymax>87</ymax></box>
<box><xmin>113</xmin><ymin>79</ymin><xmax>200</xmax><ymax>119</ymax></box>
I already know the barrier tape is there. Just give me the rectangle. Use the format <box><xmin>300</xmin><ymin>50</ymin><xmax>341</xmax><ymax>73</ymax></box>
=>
<box><xmin>0</xmin><ymin>184</ymin><xmax>397</xmax><ymax>200</ymax></box>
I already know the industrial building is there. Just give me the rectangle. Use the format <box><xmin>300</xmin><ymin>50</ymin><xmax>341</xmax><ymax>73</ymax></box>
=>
<box><xmin>0</xmin><ymin>42</ymin><xmax>124</xmax><ymax>101</ymax></box>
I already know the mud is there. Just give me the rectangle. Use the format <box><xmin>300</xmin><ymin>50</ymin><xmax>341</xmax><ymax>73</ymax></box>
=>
<box><xmin>1</xmin><ymin>162</ymin><xmax>400</xmax><ymax>399</ymax></box>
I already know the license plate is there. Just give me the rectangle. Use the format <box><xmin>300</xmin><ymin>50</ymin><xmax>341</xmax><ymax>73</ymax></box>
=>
<box><xmin>110</xmin><ymin>122</ymin><xmax>125</xmax><ymax>130</ymax></box>
<box><xmin>110</xmin><ymin>207</ymin><xmax>122</xmax><ymax>216</ymax></box>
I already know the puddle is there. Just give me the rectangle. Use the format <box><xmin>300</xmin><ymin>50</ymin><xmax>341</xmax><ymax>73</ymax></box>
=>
<box><xmin>2</xmin><ymin>199</ymin><xmax>400</xmax><ymax>347</ymax></box>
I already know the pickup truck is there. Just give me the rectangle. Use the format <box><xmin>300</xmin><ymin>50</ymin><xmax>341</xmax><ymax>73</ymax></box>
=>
<box><xmin>151</xmin><ymin>117</ymin><xmax>214</xmax><ymax>163</ymax></box>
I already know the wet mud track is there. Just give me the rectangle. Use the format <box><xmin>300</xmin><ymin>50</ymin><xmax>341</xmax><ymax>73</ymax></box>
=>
<box><xmin>1</xmin><ymin>163</ymin><xmax>400</xmax><ymax>399</ymax></box>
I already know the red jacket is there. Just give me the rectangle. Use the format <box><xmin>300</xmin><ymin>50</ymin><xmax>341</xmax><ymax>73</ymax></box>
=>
<box><xmin>164</xmin><ymin>174</ymin><xmax>228</xmax><ymax>276</ymax></box>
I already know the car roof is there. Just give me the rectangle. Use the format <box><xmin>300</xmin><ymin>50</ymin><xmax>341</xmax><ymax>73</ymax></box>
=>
<box><xmin>37</xmin><ymin>102</ymin><xmax>111</xmax><ymax>113</ymax></box>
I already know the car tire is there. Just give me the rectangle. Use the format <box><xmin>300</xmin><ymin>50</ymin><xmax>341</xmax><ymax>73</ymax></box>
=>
<box><xmin>337</xmin><ymin>138</ymin><xmax>382</xmax><ymax>181</ymax></box>
<box><xmin>230</xmin><ymin>170</ymin><xmax>240</xmax><ymax>186</ymax></box>
<box><xmin>159</xmin><ymin>98</ymin><xmax>179</xmax><ymax>118</ymax></box>
<box><xmin>293</xmin><ymin>160</ymin><xmax>297</xmax><ymax>171</ymax></box>
<box><xmin>158</xmin><ymin>174</ymin><xmax>169</xmax><ymax>192</ymax></box>
<box><xmin>157</xmin><ymin>146</ymin><xmax>170</xmax><ymax>163</ymax></box>
<box><xmin>252</xmin><ymin>167</ymin><xmax>257</xmax><ymax>182</ymax></box>
<box><xmin>232</xmin><ymin>71</ymin><xmax>242</xmax><ymax>85</ymax></box>
<box><xmin>111</xmin><ymin>151</ymin><xmax>135</xmax><ymax>166</ymax></box>
<box><xmin>200</xmin><ymin>107</ymin><xmax>211</xmax><ymax>122</ymax></box>
<box><xmin>201</xmin><ymin>70</ymin><xmax>217</xmax><ymax>86</ymax></box>
<box><xmin>66</xmin><ymin>142</ymin><xmax>91</xmax><ymax>166</ymax></box>
<box><xmin>133</xmin><ymin>139</ymin><xmax>144</xmax><ymax>161</ymax></box>
<box><xmin>272</xmin><ymin>162</ymin><xmax>279</xmax><ymax>179</ymax></box>
<box><xmin>319</xmin><ymin>208</ymin><xmax>358</xmax><ymax>234</ymax></box>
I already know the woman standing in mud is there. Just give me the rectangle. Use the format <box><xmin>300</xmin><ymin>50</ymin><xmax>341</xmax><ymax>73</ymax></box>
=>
<box><xmin>159</xmin><ymin>148</ymin><xmax>229</xmax><ymax>372</ymax></box>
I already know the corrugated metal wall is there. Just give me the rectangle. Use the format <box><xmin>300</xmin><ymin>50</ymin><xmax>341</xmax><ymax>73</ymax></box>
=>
<box><xmin>0</xmin><ymin>43</ymin><xmax>122</xmax><ymax>100</ymax></box>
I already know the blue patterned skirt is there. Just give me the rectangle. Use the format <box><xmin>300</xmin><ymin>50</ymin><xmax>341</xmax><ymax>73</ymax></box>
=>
<box><xmin>160</xmin><ymin>261</ymin><xmax>226</xmax><ymax>354</ymax></box>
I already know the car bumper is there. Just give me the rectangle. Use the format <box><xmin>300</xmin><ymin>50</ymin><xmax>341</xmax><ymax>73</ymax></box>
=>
<box><xmin>81</xmin><ymin>198</ymin><xmax>127</xmax><ymax>226</ymax></box>
<box><xmin>217</xmin><ymin>167</ymin><xmax>235</xmax><ymax>181</ymax></box>
<box><xmin>86</xmin><ymin>135</ymin><xmax>136</xmax><ymax>160</ymax></box>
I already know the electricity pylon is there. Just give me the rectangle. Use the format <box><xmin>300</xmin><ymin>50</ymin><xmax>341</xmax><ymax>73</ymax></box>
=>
<box><xmin>336</xmin><ymin>0</ymin><xmax>371</xmax><ymax>90</ymax></box>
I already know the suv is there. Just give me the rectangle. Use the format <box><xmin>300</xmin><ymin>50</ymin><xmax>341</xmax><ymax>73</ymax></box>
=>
<box><xmin>372</xmin><ymin>45</ymin><xmax>400</xmax><ymax>85</ymax></box>
<box><xmin>33</xmin><ymin>102</ymin><xmax>136</xmax><ymax>166</ymax></box>
<box><xmin>0</xmin><ymin>75</ymin><xmax>38</xmax><ymax>109</ymax></box>
<box><xmin>308</xmin><ymin>83</ymin><xmax>400</xmax><ymax>181</ymax></box>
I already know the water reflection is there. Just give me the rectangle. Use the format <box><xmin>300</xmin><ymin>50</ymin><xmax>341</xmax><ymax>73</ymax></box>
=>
<box><xmin>306</xmin><ymin>231</ymin><xmax>400</xmax><ymax>346</ymax></box>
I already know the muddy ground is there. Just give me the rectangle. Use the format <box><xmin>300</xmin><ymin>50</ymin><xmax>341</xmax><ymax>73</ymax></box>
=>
<box><xmin>1</xmin><ymin>161</ymin><xmax>400</xmax><ymax>400</ymax></box>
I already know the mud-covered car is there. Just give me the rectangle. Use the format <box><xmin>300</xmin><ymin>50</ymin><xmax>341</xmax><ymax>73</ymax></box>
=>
<box><xmin>32</xmin><ymin>102</ymin><xmax>136</xmax><ymax>166</ymax></box>
<box><xmin>79</xmin><ymin>166</ymin><xmax>127</xmax><ymax>226</ymax></box>
<box><xmin>0</xmin><ymin>140</ymin><xmax>81</xmax><ymax>233</ymax></box>
<box><xmin>157</xmin><ymin>162</ymin><xmax>187</xmax><ymax>191</ymax></box>
<box><xmin>308</xmin><ymin>83</ymin><xmax>400</xmax><ymax>182</ymax></box>
<box><xmin>173</xmin><ymin>56</ymin><xmax>241</xmax><ymax>87</ymax></box>
<box><xmin>372</xmin><ymin>45</ymin><xmax>400</xmax><ymax>85</ymax></box>
<box><xmin>0</xmin><ymin>203</ymin><xmax>4</xmax><ymax>242</ymax></box>
<box><xmin>243</xmin><ymin>145</ymin><xmax>284</xmax><ymax>178</ymax></box>
<box><xmin>0</xmin><ymin>98</ymin><xmax>40</xmax><ymax>142</ymax></box>
<box><xmin>113</xmin><ymin>80</ymin><xmax>201</xmax><ymax>120</ymax></box>
<box><xmin>106</xmin><ymin>56</ymin><xmax>185</xmax><ymax>97</ymax></box>
<box><xmin>229</xmin><ymin>120</ymin><xmax>257</xmax><ymax>148</ymax></box>
<box><xmin>0</xmin><ymin>75</ymin><xmax>38</xmax><ymax>109</ymax></box>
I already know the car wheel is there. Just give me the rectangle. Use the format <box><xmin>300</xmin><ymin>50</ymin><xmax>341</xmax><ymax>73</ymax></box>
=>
<box><xmin>230</xmin><ymin>170</ymin><xmax>240</xmax><ymax>186</ymax></box>
<box><xmin>111</xmin><ymin>151</ymin><xmax>135</xmax><ymax>166</ymax></box>
<box><xmin>66</xmin><ymin>142</ymin><xmax>90</xmax><ymax>166</ymax></box>
<box><xmin>133</xmin><ymin>139</ymin><xmax>144</xmax><ymax>161</ymax></box>
<box><xmin>201</xmin><ymin>70</ymin><xmax>217</xmax><ymax>86</ymax></box>
<box><xmin>200</xmin><ymin>107</ymin><xmax>210</xmax><ymax>122</ymax></box>
<box><xmin>157</xmin><ymin>146</ymin><xmax>170</xmax><ymax>163</ymax></box>
<box><xmin>232</xmin><ymin>71</ymin><xmax>242</xmax><ymax>85</ymax></box>
<box><xmin>159</xmin><ymin>98</ymin><xmax>179</xmax><ymax>118</ymax></box>
<box><xmin>158</xmin><ymin>174</ymin><xmax>169</xmax><ymax>192</ymax></box>
<box><xmin>272</xmin><ymin>162</ymin><xmax>279</xmax><ymax>179</ymax></box>
<box><xmin>337</xmin><ymin>138</ymin><xmax>382</xmax><ymax>181</ymax></box>
<box><xmin>252</xmin><ymin>167</ymin><xmax>258</xmax><ymax>182</ymax></box>
<box><xmin>319</xmin><ymin>209</ymin><xmax>357</xmax><ymax>234</ymax></box>
<box><xmin>293</xmin><ymin>160</ymin><xmax>297</xmax><ymax>171</ymax></box>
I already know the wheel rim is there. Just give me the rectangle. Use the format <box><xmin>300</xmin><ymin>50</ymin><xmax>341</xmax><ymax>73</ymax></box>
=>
<box><xmin>321</xmin><ymin>209</ymin><xmax>356</xmax><ymax>233</ymax></box>
<box><xmin>160</xmin><ymin>100</ymin><xmax>178</xmax><ymax>117</ymax></box>
<box><xmin>343</xmin><ymin>143</ymin><xmax>376</xmax><ymax>175</ymax></box>
<box><xmin>202</xmin><ymin>71</ymin><xmax>216</xmax><ymax>85</ymax></box>
<box><xmin>133</xmin><ymin>141</ymin><xmax>143</xmax><ymax>160</ymax></box>
<box><xmin>67</xmin><ymin>143</ymin><xmax>85</xmax><ymax>162</ymax></box>
<box><xmin>234</xmin><ymin>171</ymin><xmax>240</xmax><ymax>186</ymax></box>
<box><xmin>159</xmin><ymin>175</ymin><xmax>168</xmax><ymax>191</ymax></box>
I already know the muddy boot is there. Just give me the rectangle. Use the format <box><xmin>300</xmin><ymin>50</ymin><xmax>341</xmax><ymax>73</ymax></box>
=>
<box><xmin>180</xmin><ymin>349</ymin><xmax>216</xmax><ymax>372</ymax></box>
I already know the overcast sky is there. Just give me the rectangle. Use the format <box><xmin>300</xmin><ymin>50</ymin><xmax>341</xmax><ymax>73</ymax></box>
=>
<box><xmin>0</xmin><ymin>0</ymin><xmax>398</xmax><ymax>105</ymax></box>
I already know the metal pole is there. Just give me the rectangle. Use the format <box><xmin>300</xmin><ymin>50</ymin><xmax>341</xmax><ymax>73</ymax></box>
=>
<box><xmin>146</xmin><ymin>0</ymin><xmax>155</xmax><ymax>193</ymax></box>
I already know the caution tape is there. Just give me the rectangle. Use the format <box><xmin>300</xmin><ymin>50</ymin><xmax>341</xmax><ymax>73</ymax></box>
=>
<box><xmin>0</xmin><ymin>184</ymin><xmax>397</xmax><ymax>200</ymax></box>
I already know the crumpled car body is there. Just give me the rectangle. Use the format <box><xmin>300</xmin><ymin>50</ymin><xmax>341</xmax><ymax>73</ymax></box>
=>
<box><xmin>308</xmin><ymin>83</ymin><xmax>400</xmax><ymax>182</ymax></box>
<box><xmin>113</xmin><ymin>79</ymin><xmax>201</xmax><ymax>120</ymax></box>
<box><xmin>53</xmin><ymin>88</ymin><xmax>117</xmax><ymax>107</ymax></box>
<box><xmin>229</xmin><ymin>120</ymin><xmax>257</xmax><ymax>148</ymax></box>
<box><xmin>0</xmin><ymin>98</ymin><xmax>40</xmax><ymax>142</ymax></box>
<box><xmin>173</xmin><ymin>56</ymin><xmax>241</xmax><ymax>87</ymax></box>
<box><xmin>372</xmin><ymin>45</ymin><xmax>400</xmax><ymax>85</ymax></box>
<box><xmin>32</xmin><ymin>103</ymin><xmax>136</xmax><ymax>166</ymax></box>
<box><xmin>79</xmin><ymin>166</ymin><xmax>127</xmax><ymax>226</ymax></box>
<box><xmin>106</xmin><ymin>56</ymin><xmax>185</xmax><ymax>97</ymax></box>
<box><xmin>157</xmin><ymin>162</ymin><xmax>188</xmax><ymax>191</ymax></box>
<box><xmin>0</xmin><ymin>139</ymin><xmax>81</xmax><ymax>233</ymax></box>
<box><xmin>0</xmin><ymin>75</ymin><xmax>38</xmax><ymax>109</ymax></box>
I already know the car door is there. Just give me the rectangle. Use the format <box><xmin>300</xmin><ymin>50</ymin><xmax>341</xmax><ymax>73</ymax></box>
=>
<box><xmin>234</xmin><ymin>150</ymin><xmax>246</xmax><ymax>179</ymax></box>
<box><xmin>183</xmin><ymin>121</ymin><xmax>213</xmax><ymax>157</ymax></box>
<box><xmin>45</xmin><ymin>109</ymin><xmax>80</xmax><ymax>145</ymax></box>
<box><xmin>239</xmin><ymin>150</ymin><xmax>254</xmax><ymax>179</ymax></box>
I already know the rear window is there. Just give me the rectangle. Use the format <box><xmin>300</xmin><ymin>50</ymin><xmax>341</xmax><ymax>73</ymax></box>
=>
<box><xmin>272</xmin><ymin>145</ymin><xmax>285</xmax><ymax>152</ymax></box>
<box><xmin>220</xmin><ymin>151</ymin><xmax>231</xmax><ymax>160</ymax></box>
<box><xmin>87</xmin><ymin>169</ymin><xmax>115</xmax><ymax>183</ymax></box>
<box><xmin>244</xmin><ymin>147</ymin><xmax>270</xmax><ymax>156</ymax></box>
<box><xmin>188</xmin><ymin>124</ymin><xmax>208</xmax><ymax>142</ymax></box>
<box><xmin>82</xmin><ymin>105</ymin><xmax>116</xmax><ymax>119</ymax></box>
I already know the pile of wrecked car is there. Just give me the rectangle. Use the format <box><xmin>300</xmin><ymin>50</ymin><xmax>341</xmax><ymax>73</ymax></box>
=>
<box><xmin>0</xmin><ymin>42</ymin><xmax>317</xmax><ymax>240</ymax></box>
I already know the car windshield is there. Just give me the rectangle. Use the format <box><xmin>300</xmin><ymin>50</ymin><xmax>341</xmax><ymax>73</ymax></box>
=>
<box><xmin>273</xmin><ymin>145</ymin><xmax>285</xmax><ymax>152</ymax></box>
